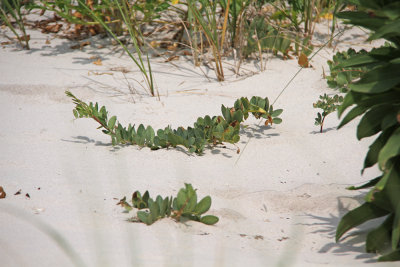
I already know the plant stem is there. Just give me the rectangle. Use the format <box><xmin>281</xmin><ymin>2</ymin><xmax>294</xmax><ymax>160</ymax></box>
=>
<box><xmin>320</xmin><ymin>115</ymin><xmax>326</xmax><ymax>133</ymax></box>
<box><xmin>221</xmin><ymin>0</ymin><xmax>230</xmax><ymax>50</ymax></box>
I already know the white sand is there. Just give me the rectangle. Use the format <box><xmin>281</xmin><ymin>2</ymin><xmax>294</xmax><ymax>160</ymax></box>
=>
<box><xmin>0</xmin><ymin>17</ymin><xmax>397</xmax><ymax>267</ymax></box>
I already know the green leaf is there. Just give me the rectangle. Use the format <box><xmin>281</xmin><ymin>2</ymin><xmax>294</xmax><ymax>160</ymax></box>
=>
<box><xmin>184</xmin><ymin>184</ymin><xmax>197</xmax><ymax>213</ymax></box>
<box><xmin>336</xmin><ymin>53</ymin><xmax>378</xmax><ymax>69</ymax></box>
<box><xmin>385</xmin><ymin>165</ymin><xmax>400</xmax><ymax>212</ymax></box>
<box><xmin>357</xmin><ymin>105</ymin><xmax>394</xmax><ymax>140</ymax></box>
<box><xmin>232</xmin><ymin>110</ymin><xmax>244</xmax><ymax>122</ymax></box>
<box><xmin>271</xmin><ymin>109</ymin><xmax>283</xmax><ymax>117</ymax></box>
<box><xmin>160</xmin><ymin>197</ymin><xmax>169</xmax><ymax>217</ymax></box>
<box><xmin>349</xmin><ymin>64</ymin><xmax>400</xmax><ymax>94</ymax></box>
<box><xmin>378</xmin><ymin>128</ymin><xmax>400</xmax><ymax>170</ymax></box>
<box><xmin>272</xmin><ymin>118</ymin><xmax>282</xmax><ymax>124</ymax></box>
<box><xmin>392</xmin><ymin>204</ymin><xmax>400</xmax><ymax>250</ymax></box>
<box><xmin>336</xmin><ymin>202</ymin><xmax>389</xmax><ymax>242</ymax></box>
<box><xmin>370</xmin><ymin>20</ymin><xmax>400</xmax><ymax>40</ymax></box>
<box><xmin>108</xmin><ymin>116</ymin><xmax>117</xmax><ymax>130</ymax></box>
<box><xmin>363</xmin><ymin>129</ymin><xmax>395</xmax><ymax>171</ymax></box>
<box><xmin>148</xmin><ymin>199</ymin><xmax>160</xmax><ymax>222</ymax></box>
<box><xmin>194</xmin><ymin>196</ymin><xmax>211</xmax><ymax>215</ymax></box>
<box><xmin>115</xmin><ymin>129</ymin><xmax>122</xmax><ymax>144</ymax></box>
<box><xmin>176</xmin><ymin>188</ymin><xmax>186</xmax><ymax>210</ymax></box>
<box><xmin>378</xmin><ymin>249</ymin><xmax>400</xmax><ymax>262</ymax></box>
<box><xmin>200</xmin><ymin>215</ymin><xmax>219</xmax><ymax>225</ymax></box>
<box><xmin>145</xmin><ymin>126</ymin><xmax>155</xmax><ymax>145</ymax></box>
<box><xmin>366</xmin><ymin>214</ymin><xmax>393</xmax><ymax>253</ymax></box>
<box><xmin>338</xmin><ymin>92</ymin><xmax>356</xmax><ymax>117</ymax></box>
<box><xmin>346</xmin><ymin>176</ymin><xmax>382</xmax><ymax>190</ymax></box>
<box><xmin>221</xmin><ymin>105</ymin><xmax>231</xmax><ymax>122</ymax></box>
<box><xmin>142</xmin><ymin>191</ymin><xmax>150</xmax><ymax>207</ymax></box>
<box><xmin>118</xmin><ymin>196</ymin><xmax>133</xmax><ymax>212</ymax></box>
<box><xmin>338</xmin><ymin>106</ymin><xmax>368</xmax><ymax>129</ymax></box>
<box><xmin>137</xmin><ymin>211</ymin><xmax>153</xmax><ymax>225</ymax></box>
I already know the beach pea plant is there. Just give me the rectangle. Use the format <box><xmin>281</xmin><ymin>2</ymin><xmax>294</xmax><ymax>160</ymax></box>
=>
<box><xmin>118</xmin><ymin>183</ymin><xmax>219</xmax><ymax>225</ymax></box>
<box><xmin>325</xmin><ymin>48</ymin><xmax>369</xmax><ymax>93</ymax></box>
<box><xmin>65</xmin><ymin>91</ymin><xmax>283</xmax><ymax>154</ymax></box>
<box><xmin>313</xmin><ymin>93</ymin><xmax>343</xmax><ymax>133</ymax></box>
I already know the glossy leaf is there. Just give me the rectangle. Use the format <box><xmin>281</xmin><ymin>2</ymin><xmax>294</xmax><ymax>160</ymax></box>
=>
<box><xmin>338</xmin><ymin>106</ymin><xmax>367</xmax><ymax>129</ymax></box>
<box><xmin>336</xmin><ymin>202</ymin><xmax>389</xmax><ymax>242</ymax></box>
<box><xmin>356</xmin><ymin>105</ymin><xmax>394</xmax><ymax>140</ymax></box>
<box><xmin>349</xmin><ymin>64</ymin><xmax>400</xmax><ymax>94</ymax></box>
<box><xmin>378</xmin><ymin>128</ymin><xmax>400</xmax><ymax>170</ymax></box>
<box><xmin>363</xmin><ymin>129</ymin><xmax>394</xmax><ymax>171</ymax></box>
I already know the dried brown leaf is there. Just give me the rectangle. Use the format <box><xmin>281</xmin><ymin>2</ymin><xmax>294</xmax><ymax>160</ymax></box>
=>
<box><xmin>0</xmin><ymin>186</ymin><xmax>6</xmax><ymax>199</ymax></box>
<box><xmin>20</xmin><ymin>35</ymin><xmax>30</xmax><ymax>42</ymax></box>
<box><xmin>165</xmin><ymin>55</ymin><xmax>179</xmax><ymax>62</ymax></box>
<box><xmin>92</xmin><ymin>59</ymin><xmax>103</xmax><ymax>65</ymax></box>
<box><xmin>298</xmin><ymin>53</ymin><xmax>309</xmax><ymax>68</ymax></box>
<box><xmin>42</xmin><ymin>24</ymin><xmax>62</xmax><ymax>33</ymax></box>
<box><xmin>167</xmin><ymin>43</ymin><xmax>178</xmax><ymax>51</ymax></box>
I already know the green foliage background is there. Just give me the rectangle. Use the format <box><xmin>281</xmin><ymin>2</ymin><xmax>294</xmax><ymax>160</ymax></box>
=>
<box><xmin>335</xmin><ymin>0</ymin><xmax>400</xmax><ymax>261</ymax></box>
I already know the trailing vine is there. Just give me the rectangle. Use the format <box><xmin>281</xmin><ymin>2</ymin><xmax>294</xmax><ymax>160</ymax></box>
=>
<box><xmin>66</xmin><ymin>91</ymin><xmax>283</xmax><ymax>154</ymax></box>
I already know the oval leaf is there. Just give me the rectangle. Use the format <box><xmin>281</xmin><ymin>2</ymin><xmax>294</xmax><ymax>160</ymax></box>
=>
<box><xmin>336</xmin><ymin>202</ymin><xmax>389</xmax><ymax>242</ymax></box>
<box><xmin>378</xmin><ymin>128</ymin><xmax>400</xmax><ymax>170</ymax></box>
<box><xmin>200</xmin><ymin>215</ymin><xmax>219</xmax><ymax>225</ymax></box>
<box><xmin>194</xmin><ymin>196</ymin><xmax>211</xmax><ymax>215</ymax></box>
<box><xmin>108</xmin><ymin>116</ymin><xmax>117</xmax><ymax>129</ymax></box>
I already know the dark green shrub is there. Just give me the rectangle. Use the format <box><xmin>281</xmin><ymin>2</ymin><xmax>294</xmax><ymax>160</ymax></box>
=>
<box><xmin>334</xmin><ymin>0</ymin><xmax>400</xmax><ymax>261</ymax></box>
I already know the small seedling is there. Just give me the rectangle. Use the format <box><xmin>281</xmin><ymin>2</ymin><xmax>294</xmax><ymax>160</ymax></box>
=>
<box><xmin>118</xmin><ymin>183</ymin><xmax>219</xmax><ymax>225</ymax></box>
<box><xmin>313</xmin><ymin>93</ymin><xmax>343</xmax><ymax>133</ymax></box>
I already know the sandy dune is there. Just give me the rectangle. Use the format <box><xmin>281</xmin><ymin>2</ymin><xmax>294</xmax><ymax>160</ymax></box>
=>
<box><xmin>0</xmin><ymin>18</ymin><xmax>396</xmax><ymax>267</ymax></box>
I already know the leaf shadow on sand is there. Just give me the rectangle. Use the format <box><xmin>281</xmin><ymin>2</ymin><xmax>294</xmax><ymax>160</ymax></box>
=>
<box><xmin>240</xmin><ymin>124</ymin><xmax>280</xmax><ymax>140</ymax></box>
<box><xmin>61</xmin><ymin>136</ymin><xmax>111</xmax><ymax>146</ymax></box>
<box><xmin>62</xmin><ymin>136</ymin><xmax>194</xmax><ymax>155</ymax></box>
<box><xmin>300</xmin><ymin>193</ymin><xmax>386</xmax><ymax>263</ymax></box>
